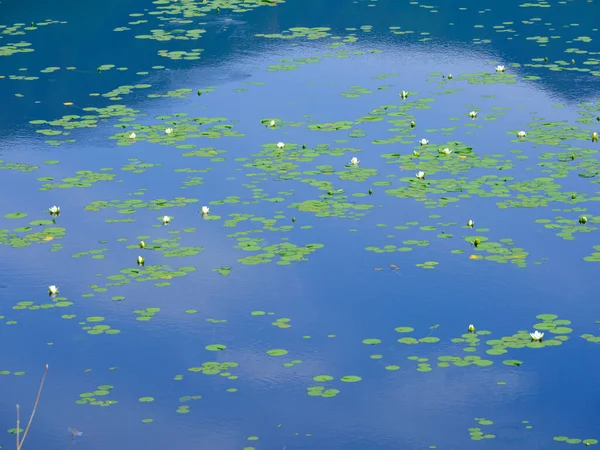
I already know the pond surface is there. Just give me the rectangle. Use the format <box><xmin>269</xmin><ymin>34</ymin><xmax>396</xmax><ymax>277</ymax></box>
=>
<box><xmin>1</xmin><ymin>0</ymin><xmax>600</xmax><ymax>449</ymax></box>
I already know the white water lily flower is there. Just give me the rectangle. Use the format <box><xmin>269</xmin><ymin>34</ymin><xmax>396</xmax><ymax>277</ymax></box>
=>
<box><xmin>496</xmin><ymin>65</ymin><xmax>506</xmax><ymax>72</ymax></box>
<box><xmin>467</xmin><ymin>219</ymin><xmax>474</xmax><ymax>228</ymax></box>
<box><xmin>468</xmin><ymin>324</ymin><xmax>475</xmax><ymax>333</ymax></box>
<box><xmin>441</xmin><ymin>148</ymin><xmax>452</xmax><ymax>155</ymax></box>
<box><xmin>530</xmin><ymin>330</ymin><xmax>544</xmax><ymax>341</ymax></box>
<box><xmin>277</xmin><ymin>142</ymin><xmax>285</xmax><ymax>149</ymax></box>
<box><xmin>165</xmin><ymin>127</ymin><xmax>173</xmax><ymax>135</ymax></box>
<box><xmin>400</xmin><ymin>90</ymin><xmax>408</xmax><ymax>99</ymax></box>
<box><xmin>137</xmin><ymin>256</ymin><xmax>144</xmax><ymax>266</ymax></box>
<box><xmin>201</xmin><ymin>206</ymin><xmax>210</xmax><ymax>215</ymax></box>
<box><xmin>350</xmin><ymin>157</ymin><xmax>360</xmax><ymax>166</ymax></box>
<box><xmin>269</xmin><ymin>120</ymin><xmax>275</xmax><ymax>127</ymax></box>
<box><xmin>469</xmin><ymin>111</ymin><xmax>478</xmax><ymax>119</ymax></box>
<box><xmin>592</xmin><ymin>132</ymin><xmax>598</xmax><ymax>142</ymax></box>
<box><xmin>517</xmin><ymin>131</ymin><xmax>527</xmax><ymax>139</ymax></box>
<box><xmin>419</xmin><ymin>138</ymin><xmax>429</xmax><ymax>146</ymax></box>
<box><xmin>162</xmin><ymin>215</ymin><xmax>171</xmax><ymax>225</ymax></box>
<box><xmin>416</xmin><ymin>171</ymin><xmax>425</xmax><ymax>180</ymax></box>
<box><xmin>48</xmin><ymin>285</ymin><xmax>59</xmax><ymax>296</ymax></box>
<box><xmin>129</xmin><ymin>132</ymin><xmax>136</xmax><ymax>139</ymax></box>
<box><xmin>49</xmin><ymin>205</ymin><xmax>60</xmax><ymax>216</ymax></box>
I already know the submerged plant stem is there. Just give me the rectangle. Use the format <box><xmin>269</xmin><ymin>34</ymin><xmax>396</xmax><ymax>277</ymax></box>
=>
<box><xmin>16</xmin><ymin>404</ymin><xmax>20</xmax><ymax>450</ymax></box>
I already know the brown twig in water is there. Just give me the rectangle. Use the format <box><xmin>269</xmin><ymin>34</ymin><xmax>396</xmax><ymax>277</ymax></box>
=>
<box><xmin>16</xmin><ymin>364</ymin><xmax>48</xmax><ymax>450</ymax></box>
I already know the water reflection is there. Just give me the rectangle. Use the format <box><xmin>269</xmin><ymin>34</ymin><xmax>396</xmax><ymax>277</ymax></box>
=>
<box><xmin>1</xmin><ymin>0</ymin><xmax>600</xmax><ymax>131</ymax></box>
<box><xmin>2</xmin><ymin>0</ymin><xmax>600</xmax><ymax>449</ymax></box>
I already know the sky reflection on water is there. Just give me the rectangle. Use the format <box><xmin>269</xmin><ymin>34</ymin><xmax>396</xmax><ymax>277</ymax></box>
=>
<box><xmin>2</xmin><ymin>0</ymin><xmax>600</xmax><ymax>449</ymax></box>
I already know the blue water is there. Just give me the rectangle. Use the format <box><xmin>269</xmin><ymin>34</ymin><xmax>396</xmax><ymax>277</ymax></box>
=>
<box><xmin>2</xmin><ymin>0</ymin><xmax>600</xmax><ymax>449</ymax></box>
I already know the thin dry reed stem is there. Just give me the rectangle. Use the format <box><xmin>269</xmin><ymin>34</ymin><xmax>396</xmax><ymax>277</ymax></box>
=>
<box><xmin>16</xmin><ymin>364</ymin><xmax>48</xmax><ymax>450</ymax></box>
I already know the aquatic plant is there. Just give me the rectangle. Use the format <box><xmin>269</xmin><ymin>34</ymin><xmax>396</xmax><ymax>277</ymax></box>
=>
<box><xmin>15</xmin><ymin>365</ymin><xmax>48</xmax><ymax>450</ymax></box>
<box><xmin>530</xmin><ymin>330</ymin><xmax>544</xmax><ymax>342</ymax></box>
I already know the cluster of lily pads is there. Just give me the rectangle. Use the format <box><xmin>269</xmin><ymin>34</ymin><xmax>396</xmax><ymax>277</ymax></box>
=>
<box><xmin>5</xmin><ymin>1</ymin><xmax>600</xmax><ymax>448</ymax></box>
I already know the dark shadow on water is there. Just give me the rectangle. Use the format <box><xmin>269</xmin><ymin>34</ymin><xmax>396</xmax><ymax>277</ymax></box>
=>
<box><xmin>0</xmin><ymin>0</ymin><xmax>599</xmax><ymax>134</ymax></box>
